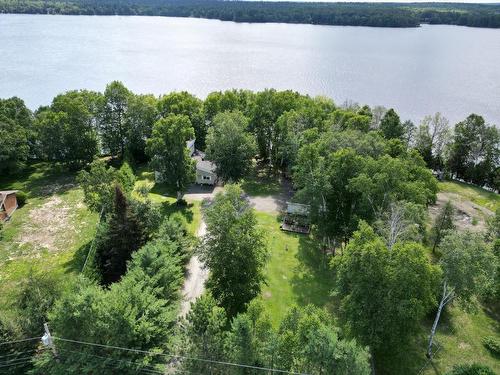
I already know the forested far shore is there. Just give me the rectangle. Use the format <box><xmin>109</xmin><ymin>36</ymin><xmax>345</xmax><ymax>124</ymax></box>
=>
<box><xmin>1</xmin><ymin>0</ymin><xmax>500</xmax><ymax>28</ymax></box>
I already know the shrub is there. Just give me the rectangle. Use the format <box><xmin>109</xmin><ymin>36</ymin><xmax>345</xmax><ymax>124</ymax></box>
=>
<box><xmin>116</xmin><ymin>162</ymin><xmax>136</xmax><ymax>193</ymax></box>
<box><xmin>446</xmin><ymin>363</ymin><xmax>496</xmax><ymax>375</ymax></box>
<box><xmin>482</xmin><ymin>336</ymin><xmax>500</xmax><ymax>356</ymax></box>
<box><xmin>16</xmin><ymin>190</ymin><xmax>27</xmax><ymax>206</ymax></box>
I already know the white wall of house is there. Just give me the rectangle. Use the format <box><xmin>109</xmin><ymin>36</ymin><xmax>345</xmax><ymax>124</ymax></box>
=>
<box><xmin>196</xmin><ymin>170</ymin><xmax>216</xmax><ymax>185</ymax></box>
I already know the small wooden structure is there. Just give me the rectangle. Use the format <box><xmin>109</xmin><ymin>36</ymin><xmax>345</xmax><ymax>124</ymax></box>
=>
<box><xmin>0</xmin><ymin>190</ymin><xmax>18</xmax><ymax>222</ymax></box>
<box><xmin>280</xmin><ymin>202</ymin><xmax>311</xmax><ymax>234</ymax></box>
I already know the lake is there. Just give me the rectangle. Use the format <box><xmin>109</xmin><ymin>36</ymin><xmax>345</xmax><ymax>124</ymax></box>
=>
<box><xmin>1</xmin><ymin>14</ymin><xmax>500</xmax><ymax>125</ymax></box>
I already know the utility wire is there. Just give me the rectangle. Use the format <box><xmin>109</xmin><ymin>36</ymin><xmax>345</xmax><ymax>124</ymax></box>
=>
<box><xmin>0</xmin><ymin>337</ymin><xmax>41</xmax><ymax>346</ymax></box>
<box><xmin>57</xmin><ymin>347</ymin><xmax>165</xmax><ymax>374</ymax></box>
<box><xmin>57</xmin><ymin>348</ymin><xmax>213</xmax><ymax>375</ymax></box>
<box><xmin>0</xmin><ymin>358</ymin><xmax>35</xmax><ymax>369</ymax></box>
<box><xmin>1</xmin><ymin>355</ymin><xmax>37</xmax><ymax>365</ymax></box>
<box><xmin>0</xmin><ymin>349</ymin><xmax>37</xmax><ymax>359</ymax></box>
<box><xmin>53</xmin><ymin>336</ymin><xmax>311</xmax><ymax>375</ymax></box>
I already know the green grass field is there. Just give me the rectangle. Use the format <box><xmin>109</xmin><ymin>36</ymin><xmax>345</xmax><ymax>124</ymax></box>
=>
<box><xmin>439</xmin><ymin>180</ymin><xmax>500</xmax><ymax>212</ymax></box>
<box><xmin>0</xmin><ymin>163</ymin><xmax>202</xmax><ymax>314</ymax></box>
<box><xmin>0</xmin><ymin>163</ymin><xmax>99</xmax><ymax>311</ymax></box>
<box><xmin>256</xmin><ymin>181</ymin><xmax>500</xmax><ymax>374</ymax></box>
<box><xmin>256</xmin><ymin>212</ymin><xmax>334</xmax><ymax>326</ymax></box>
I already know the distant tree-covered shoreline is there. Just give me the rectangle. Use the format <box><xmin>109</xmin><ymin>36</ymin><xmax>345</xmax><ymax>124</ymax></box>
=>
<box><xmin>1</xmin><ymin>0</ymin><xmax>500</xmax><ymax>28</ymax></box>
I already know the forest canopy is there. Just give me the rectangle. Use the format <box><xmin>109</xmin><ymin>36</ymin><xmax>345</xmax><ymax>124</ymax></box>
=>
<box><xmin>1</xmin><ymin>0</ymin><xmax>500</xmax><ymax>28</ymax></box>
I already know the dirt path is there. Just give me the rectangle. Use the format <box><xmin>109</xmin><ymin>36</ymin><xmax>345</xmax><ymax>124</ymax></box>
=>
<box><xmin>179</xmin><ymin>211</ymin><xmax>209</xmax><ymax>317</ymax></box>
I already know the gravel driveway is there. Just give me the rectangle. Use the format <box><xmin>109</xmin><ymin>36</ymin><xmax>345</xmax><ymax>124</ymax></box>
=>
<box><xmin>179</xmin><ymin>219</ymin><xmax>209</xmax><ymax>317</ymax></box>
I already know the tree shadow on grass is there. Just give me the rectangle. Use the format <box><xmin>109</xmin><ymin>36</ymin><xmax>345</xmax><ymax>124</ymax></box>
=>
<box><xmin>159</xmin><ymin>200</ymin><xmax>194</xmax><ymax>225</ymax></box>
<box><xmin>241</xmin><ymin>161</ymin><xmax>284</xmax><ymax>197</ymax></box>
<box><xmin>290</xmin><ymin>235</ymin><xmax>336</xmax><ymax>310</ymax></box>
<box><xmin>0</xmin><ymin>162</ymin><xmax>77</xmax><ymax>199</ymax></box>
<box><xmin>64</xmin><ymin>240</ymin><xmax>92</xmax><ymax>275</ymax></box>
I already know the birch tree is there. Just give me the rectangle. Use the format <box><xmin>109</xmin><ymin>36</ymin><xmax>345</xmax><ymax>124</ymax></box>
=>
<box><xmin>334</xmin><ymin>222</ymin><xmax>439</xmax><ymax>358</ymax></box>
<box><xmin>427</xmin><ymin>231</ymin><xmax>497</xmax><ymax>358</ymax></box>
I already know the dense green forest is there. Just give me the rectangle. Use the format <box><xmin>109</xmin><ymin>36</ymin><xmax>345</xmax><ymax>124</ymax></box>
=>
<box><xmin>1</xmin><ymin>0</ymin><xmax>500</xmax><ymax>28</ymax></box>
<box><xmin>0</xmin><ymin>84</ymin><xmax>499</xmax><ymax>374</ymax></box>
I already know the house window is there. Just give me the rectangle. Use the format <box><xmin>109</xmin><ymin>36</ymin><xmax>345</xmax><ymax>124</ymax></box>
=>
<box><xmin>203</xmin><ymin>175</ymin><xmax>211</xmax><ymax>181</ymax></box>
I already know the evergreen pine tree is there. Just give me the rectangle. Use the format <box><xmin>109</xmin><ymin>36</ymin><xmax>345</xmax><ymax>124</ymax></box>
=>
<box><xmin>96</xmin><ymin>186</ymin><xmax>146</xmax><ymax>285</ymax></box>
<box><xmin>430</xmin><ymin>200</ymin><xmax>455</xmax><ymax>253</ymax></box>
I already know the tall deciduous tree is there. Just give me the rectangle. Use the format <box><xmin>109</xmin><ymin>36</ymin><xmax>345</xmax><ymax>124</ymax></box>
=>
<box><xmin>0</xmin><ymin>97</ymin><xmax>32</xmax><ymax>172</ymax></box>
<box><xmin>205</xmin><ymin>111</ymin><xmax>256</xmax><ymax>182</ymax></box>
<box><xmin>78</xmin><ymin>159</ymin><xmax>135</xmax><ymax>214</ymax></box>
<box><xmin>146</xmin><ymin>114</ymin><xmax>196</xmax><ymax>201</ymax></box>
<box><xmin>36</xmin><ymin>90</ymin><xmax>99</xmax><ymax>168</ymax></box>
<box><xmin>414</xmin><ymin>112</ymin><xmax>450</xmax><ymax>170</ymax></box>
<box><xmin>125</xmin><ymin>94</ymin><xmax>158</xmax><ymax>162</ymax></box>
<box><xmin>333</xmin><ymin>222</ymin><xmax>439</xmax><ymax>359</ymax></box>
<box><xmin>447</xmin><ymin>114</ymin><xmax>499</xmax><ymax>189</ymax></box>
<box><xmin>98</xmin><ymin>81</ymin><xmax>131</xmax><ymax>157</ymax></box>
<box><xmin>250</xmin><ymin>89</ymin><xmax>302</xmax><ymax>160</ymax></box>
<box><xmin>157</xmin><ymin>91</ymin><xmax>205</xmax><ymax>148</ymax></box>
<box><xmin>427</xmin><ymin>231</ymin><xmax>497</xmax><ymax>358</ymax></box>
<box><xmin>199</xmin><ymin>185</ymin><xmax>267</xmax><ymax>317</ymax></box>
<box><xmin>0</xmin><ymin>115</ymin><xmax>29</xmax><ymax>173</ymax></box>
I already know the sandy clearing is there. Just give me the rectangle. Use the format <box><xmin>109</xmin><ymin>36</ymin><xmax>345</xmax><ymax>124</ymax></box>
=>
<box><xmin>429</xmin><ymin>192</ymin><xmax>494</xmax><ymax>232</ymax></box>
<box><xmin>16</xmin><ymin>195</ymin><xmax>75</xmax><ymax>253</ymax></box>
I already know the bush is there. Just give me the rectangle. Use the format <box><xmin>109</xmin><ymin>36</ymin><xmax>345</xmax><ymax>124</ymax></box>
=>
<box><xmin>482</xmin><ymin>336</ymin><xmax>500</xmax><ymax>356</ymax></box>
<box><xmin>446</xmin><ymin>363</ymin><xmax>496</xmax><ymax>375</ymax></box>
<box><xmin>16</xmin><ymin>190</ymin><xmax>27</xmax><ymax>206</ymax></box>
<box><xmin>116</xmin><ymin>162</ymin><xmax>136</xmax><ymax>193</ymax></box>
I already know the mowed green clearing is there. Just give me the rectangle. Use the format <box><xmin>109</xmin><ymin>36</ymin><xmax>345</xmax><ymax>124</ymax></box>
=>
<box><xmin>421</xmin><ymin>181</ymin><xmax>500</xmax><ymax>375</ymax></box>
<box><xmin>439</xmin><ymin>180</ymin><xmax>500</xmax><ymax>212</ymax></box>
<box><xmin>256</xmin><ymin>181</ymin><xmax>500</xmax><ymax>374</ymax></box>
<box><xmin>0</xmin><ymin>164</ymin><xmax>99</xmax><ymax>310</ymax></box>
<box><xmin>0</xmin><ymin>163</ymin><xmax>202</xmax><ymax>313</ymax></box>
<box><xmin>256</xmin><ymin>212</ymin><xmax>334</xmax><ymax>326</ymax></box>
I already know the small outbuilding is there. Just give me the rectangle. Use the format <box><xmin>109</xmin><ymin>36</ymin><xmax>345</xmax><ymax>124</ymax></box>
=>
<box><xmin>0</xmin><ymin>191</ymin><xmax>18</xmax><ymax>222</ymax></box>
<box><xmin>281</xmin><ymin>202</ymin><xmax>311</xmax><ymax>234</ymax></box>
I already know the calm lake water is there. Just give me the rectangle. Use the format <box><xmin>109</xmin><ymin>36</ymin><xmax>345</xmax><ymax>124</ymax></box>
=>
<box><xmin>1</xmin><ymin>14</ymin><xmax>500</xmax><ymax>125</ymax></box>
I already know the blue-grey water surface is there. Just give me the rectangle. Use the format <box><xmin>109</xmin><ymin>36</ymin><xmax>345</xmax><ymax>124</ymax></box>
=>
<box><xmin>1</xmin><ymin>14</ymin><xmax>499</xmax><ymax>124</ymax></box>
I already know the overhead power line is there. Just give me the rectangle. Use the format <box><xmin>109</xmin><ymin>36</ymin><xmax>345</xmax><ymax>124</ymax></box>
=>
<box><xmin>0</xmin><ymin>337</ymin><xmax>41</xmax><ymax>346</ymax></box>
<box><xmin>53</xmin><ymin>336</ymin><xmax>311</xmax><ymax>375</ymax></box>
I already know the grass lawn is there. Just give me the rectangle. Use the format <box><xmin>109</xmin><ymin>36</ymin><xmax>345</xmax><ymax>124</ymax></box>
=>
<box><xmin>0</xmin><ymin>163</ymin><xmax>99</xmax><ymax>311</ymax></box>
<box><xmin>439</xmin><ymin>180</ymin><xmax>500</xmax><ymax>212</ymax></box>
<box><xmin>256</xmin><ymin>212</ymin><xmax>335</xmax><ymax>326</ymax></box>
<box><xmin>420</xmin><ymin>304</ymin><xmax>500</xmax><ymax>375</ymax></box>
<box><xmin>0</xmin><ymin>163</ymin><xmax>203</xmax><ymax>314</ymax></box>
<box><xmin>241</xmin><ymin>162</ymin><xmax>283</xmax><ymax>197</ymax></box>
<box><xmin>256</xmin><ymin>198</ymin><xmax>500</xmax><ymax>374</ymax></box>
<box><xmin>134</xmin><ymin>165</ymin><xmax>202</xmax><ymax>236</ymax></box>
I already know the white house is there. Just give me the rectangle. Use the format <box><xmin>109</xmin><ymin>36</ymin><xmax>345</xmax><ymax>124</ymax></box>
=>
<box><xmin>155</xmin><ymin>139</ymin><xmax>217</xmax><ymax>186</ymax></box>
